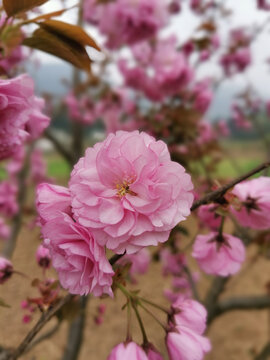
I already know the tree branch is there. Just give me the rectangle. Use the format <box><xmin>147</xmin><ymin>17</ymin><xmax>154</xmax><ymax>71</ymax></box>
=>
<box><xmin>191</xmin><ymin>161</ymin><xmax>270</xmax><ymax>211</ymax></box>
<box><xmin>254</xmin><ymin>342</ymin><xmax>270</xmax><ymax>360</ymax></box>
<box><xmin>183</xmin><ymin>265</ymin><xmax>200</xmax><ymax>301</ymax></box>
<box><xmin>207</xmin><ymin>295</ymin><xmax>270</xmax><ymax>325</ymax></box>
<box><xmin>44</xmin><ymin>129</ymin><xmax>74</xmax><ymax>165</ymax></box>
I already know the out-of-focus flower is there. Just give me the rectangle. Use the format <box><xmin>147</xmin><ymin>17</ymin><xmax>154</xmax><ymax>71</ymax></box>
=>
<box><xmin>43</xmin><ymin>213</ymin><xmax>114</xmax><ymax>296</ymax></box>
<box><xmin>197</xmin><ymin>204</ymin><xmax>222</xmax><ymax>230</ymax></box>
<box><xmin>0</xmin><ymin>257</ymin><xmax>13</xmax><ymax>284</ymax></box>
<box><xmin>0</xmin><ymin>181</ymin><xmax>18</xmax><ymax>218</ymax></box>
<box><xmin>192</xmin><ymin>232</ymin><xmax>245</xmax><ymax>276</ymax></box>
<box><xmin>36</xmin><ymin>244</ymin><xmax>51</xmax><ymax>269</ymax></box>
<box><xmin>0</xmin><ymin>218</ymin><xmax>10</xmax><ymax>240</ymax></box>
<box><xmin>118</xmin><ymin>248</ymin><xmax>151</xmax><ymax>280</ymax></box>
<box><xmin>69</xmin><ymin>130</ymin><xmax>194</xmax><ymax>254</ymax></box>
<box><xmin>160</xmin><ymin>248</ymin><xmax>186</xmax><ymax>276</ymax></box>
<box><xmin>0</xmin><ymin>74</ymin><xmax>50</xmax><ymax>160</ymax></box>
<box><xmin>231</xmin><ymin>177</ymin><xmax>270</xmax><ymax>230</ymax></box>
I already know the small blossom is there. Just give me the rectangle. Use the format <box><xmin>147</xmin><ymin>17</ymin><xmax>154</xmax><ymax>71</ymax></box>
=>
<box><xmin>0</xmin><ymin>257</ymin><xmax>13</xmax><ymax>284</ymax></box>
<box><xmin>197</xmin><ymin>204</ymin><xmax>222</xmax><ymax>230</ymax></box>
<box><xmin>107</xmin><ymin>342</ymin><xmax>148</xmax><ymax>360</ymax></box>
<box><xmin>0</xmin><ymin>181</ymin><xmax>18</xmax><ymax>218</ymax></box>
<box><xmin>231</xmin><ymin>176</ymin><xmax>270</xmax><ymax>230</ymax></box>
<box><xmin>36</xmin><ymin>244</ymin><xmax>51</xmax><ymax>269</ymax></box>
<box><xmin>192</xmin><ymin>232</ymin><xmax>245</xmax><ymax>276</ymax></box>
<box><xmin>166</xmin><ymin>326</ymin><xmax>211</xmax><ymax>360</ymax></box>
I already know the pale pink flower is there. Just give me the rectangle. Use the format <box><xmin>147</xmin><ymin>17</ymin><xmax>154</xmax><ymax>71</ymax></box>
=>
<box><xmin>197</xmin><ymin>204</ymin><xmax>222</xmax><ymax>230</ymax></box>
<box><xmin>193</xmin><ymin>81</ymin><xmax>213</xmax><ymax>114</ymax></box>
<box><xmin>0</xmin><ymin>74</ymin><xmax>50</xmax><ymax>160</ymax></box>
<box><xmin>36</xmin><ymin>244</ymin><xmax>51</xmax><ymax>269</ymax></box>
<box><xmin>0</xmin><ymin>218</ymin><xmax>10</xmax><ymax>240</ymax></box>
<box><xmin>107</xmin><ymin>342</ymin><xmax>148</xmax><ymax>360</ymax></box>
<box><xmin>166</xmin><ymin>326</ymin><xmax>211</xmax><ymax>360</ymax></box>
<box><xmin>43</xmin><ymin>213</ymin><xmax>114</xmax><ymax>296</ymax></box>
<box><xmin>0</xmin><ymin>181</ymin><xmax>18</xmax><ymax>218</ymax></box>
<box><xmin>5</xmin><ymin>146</ymin><xmax>25</xmax><ymax>178</ymax></box>
<box><xmin>69</xmin><ymin>131</ymin><xmax>194</xmax><ymax>254</ymax></box>
<box><xmin>196</xmin><ymin>121</ymin><xmax>216</xmax><ymax>145</ymax></box>
<box><xmin>231</xmin><ymin>176</ymin><xmax>270</xmax><ymax>229</ymax></box>
<box><xmin>0</xmin><ymin>257</ymin><xmax>13</xmax><ymax>284</ymax></box>
<box><xmin>171</xmin><ymin>296</ymin><xmax>207</xmax><ymax>335</ymax></box>
<box><xmin>192</xmin><ymin>232</ymin><xmax>245</xmax><ymax>276</ymax></box>
<box><xmin>36</xmin><ymin>183</ymin><xmax>71</xmax><ymax>225</ymax></box>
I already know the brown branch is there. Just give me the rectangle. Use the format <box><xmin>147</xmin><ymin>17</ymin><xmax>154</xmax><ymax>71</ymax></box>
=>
<box><xmin>2</xmin><ymin>294</ymin><xmax>73</xmax><ymax>360</ymax></box>
<box><xmin>44</xmin><ymin>129</ymin><xmax>74</xmax><ymax>165</ymax></box>
<box><xmin>207</xmin><ymin>295</ymin><xmax>270</xmax><ymax>325</ymax></box>
<box><xmin>2</xmin><ymin>144</ymin><xmax>33</xmax><ymax>259</ymax></box>
<box><xmin>183</xmin><ymin>265</ymin><xmax>200</xmax><ymax>301</ymax></box>
<box><xmin>254</xmin><ymin>342</ymin><xmax>270</xmax><ymax>360</ymax></box>
<box><xmin>191</xmin><ymin>161</ymin><xmax>270</xmax><ymax>211</ymax></box>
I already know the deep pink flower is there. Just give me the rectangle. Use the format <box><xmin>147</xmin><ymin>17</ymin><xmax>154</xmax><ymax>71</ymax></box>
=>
<box><xmin>231</xmin><ymin>176</ymin><xmax>270</xmax><ymax>229</ymax></box>
<box><xmin>166</xmin><ymin>326</ymin><xmax>211</xmax><ymax>360</ymax></box>
<box><xmin>36</xmin><ymin>183</ymin><xmax>71</xmax><ymax>225</ymax></box>
<box><xmin>197</xmin><ymin>204</ymin><xmax>222</xmax><ymax>230</ymax></box>
<box><xmin>0</xmin><ymin>74</ymin><xmax>50</xmax><ymax>160</ymax></box>
<box><xmin>43</xmin><ymin>212</ymin><xmax>114</xmax><ymax>296</ymax></box>
<box><xmin>171</xmin><ymin>296</ymin><xmax>207</xmax><ymax>335</ymax></box>
<box><xmin>144</xmin><ymin>344</ymin><xmax>164</xmax><ymax>359</ymax></box>
<box><xmin>0</xmin><ymin>181</ymin><xmax>18</xmax><ymax>218</ymax></box>
<box><xmin>107</xmin><ymin>342</ymin><xmax>148</xmax><ymax>360</ymax></box>
<box><xmin>192</xmin><ymin>232</ymin><xmax>245</xmax><ymax>276</ymax></box>
<box><xmin>69</xmin><ymin>131</ymin><xmax>194</xmax><ymax>254</ymax></box>
<box><xmin>36</xmin><ymin>244</ymin><xmax>51</xmax><ymax>269</ymax></box>
<box><xmin>0</xmin><ymin>257</ymin><xmax>13</xmax><ymax>284</ymax></box>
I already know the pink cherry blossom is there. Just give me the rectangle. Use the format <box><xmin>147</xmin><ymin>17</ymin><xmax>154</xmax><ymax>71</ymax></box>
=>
<box><xmin>0</xmin><ymin>257</ymin><xmax>13</xmax><ymax>284</ymax></box>
<box><xmin>160</xmin><ymin>248</ymin><xmax>186</xmax><ymax>276</ymax></box>
<box><xmin>118</xmin><ymin>248</ymin><xmax>151</xmax><ymax>280</ymax></box>
<box><xmin>36</xmin><ymin>244</ymin><xmax>51</xmax><ymax>269</ymax></box>
<box><xmin>171</xmin><ymin>296</ymin><xmax>207</xmax><ymax>334</ymax></box>
<box><xmin>107</xmin><ymin>342</ymin><xmax>148</xmax><ymax>360</ymax></box>
<box><xmin>69</xmin><ymin>130</ymin><xmax>194</xmax><ymax>254</ymax></box>
<box><xmin>144</xmin><ymin>344</ymin><xmax>164</xmax><ymax>359</ymax></box>
<box><xmin>192</xmin><ymin>232</ymin><xmax>245</xmax><ymax>276</ymax></box>
<box><xmin>0</xmin><ymin>74</ymin><xmax>50</xmax><ymax>160</ymax></box>
<box><xmin>193</xmin><ymin>80</ymin><xmax>213</xmax><ymax>114</ymax></box>
<box><xmin>231</xmin><ymin>176</ymin><xmax>270</xmax><ymax>230</ymax></box>
<box><xmin>166</xmin><ymin>326</ymin><xmax>211</xmax><ymax>360</ymax></box>
<box><xmin>36</xmin><ymin>183</ymin><xmax>71</xmax><ymax>225</ymax></box>
<box><xmin>0</xmin><ymin>218</ymin><xmax>10</xmax><ymax>240</ymax></box>
<box><xmin>43</xmin><ymin>212</ymin><xmax>114</xmax><ymax>296</ymax></box>
<box><xmin>197</xmin><ymin>204</ymin><xmax>222</xmax><ymax>230</ymax></box>
<box><xmin>0</xmin><ymin>181</ymin><xmax>18</xmax><ymax>218</ymax></box>
<box><xmin>99</xmin><ymin>0</ymin><xmax>168</xmax><ymax>49</ymax></box>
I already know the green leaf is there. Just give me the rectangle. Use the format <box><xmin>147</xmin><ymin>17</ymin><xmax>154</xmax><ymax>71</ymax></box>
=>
<box><xmin>3</xmin><ymin>0</ymin><xmax>50</xmax><ymax>17</ymax></box>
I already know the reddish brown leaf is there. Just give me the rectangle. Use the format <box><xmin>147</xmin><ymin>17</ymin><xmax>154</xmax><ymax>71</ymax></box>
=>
<box><xmin>3</xmin><ymin>0</ymin><xmax>50</xmax><ymax>17</ymax></box>
<box><xmin>38</xmin><ymin>19</ymin><xmax>101</xmax><ymax>51</ymax></box>
<box><xmin>23</xmin><ymin>27</ymin><xmax>91</xmax><ymax>72</ymax></box>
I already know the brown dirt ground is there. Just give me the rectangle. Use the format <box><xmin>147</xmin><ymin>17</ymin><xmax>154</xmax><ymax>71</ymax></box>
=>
<box><xmin>1</xmin><ymin>213</ymin><xmax>270</xmax><ymax>360</ymax></box>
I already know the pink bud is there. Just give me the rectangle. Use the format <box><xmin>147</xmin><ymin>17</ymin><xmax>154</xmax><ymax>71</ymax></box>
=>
<box><xmin>0</xmin><ymin>257</ymin><xmax>13</xmax><ymax>284</ymax></box>
<box><xmin>36</xmin><ymin>244</ymin><xmax>51</xmax><ymax>269</ymax></box>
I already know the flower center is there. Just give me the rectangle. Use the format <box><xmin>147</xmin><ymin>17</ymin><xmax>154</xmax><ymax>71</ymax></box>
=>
<box><xmin>116</xmin><ymin>179</ymin><xmax>137</xmax><ymax>198</ymax></box>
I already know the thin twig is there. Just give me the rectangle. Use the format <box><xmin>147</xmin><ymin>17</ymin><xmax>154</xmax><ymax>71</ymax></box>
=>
<box><xmin>183</xmin><ymin>265</ymin><xmax>200</xmax><ymax>301</ymax></box>
<box><xmin>191</xmin><ymin>161</ymin><xmax>270</xmax><ymax>211</ymax></box>
<box><xmin>44</xmin><ymin>129</ymin><xmax>74</xmax><ymax>165</ymax></box>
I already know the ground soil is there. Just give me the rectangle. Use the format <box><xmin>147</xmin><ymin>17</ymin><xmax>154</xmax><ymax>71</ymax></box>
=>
<box><xmin>1</xmin><ymin>213</ymin><xmax>269</xmax><ymax>360</ymax></box>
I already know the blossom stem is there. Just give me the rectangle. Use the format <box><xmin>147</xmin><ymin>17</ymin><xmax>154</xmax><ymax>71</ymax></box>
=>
<box><xmin>132</xmin><ymin>301</ymin><xmax>148</xmax><ymax>346</ymax></box>
<box><xmin>139</xmin><ymin>297</ymin><xmax>169</xmax><ymax>314</ymax></box>
<box><xmin>218</xmin><ymin>216</ymin><xmax>225</xmax><ymax>238</ymax></box>
<box><xmin>138</xmin><ymin>301</ymin><xmax>167</xmax><ymax>332</ymax></box>
<box><xmin>126</xmin><ymin>300</ymin><xmax>132</xmax><ymax>342</ymax></box>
